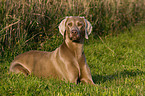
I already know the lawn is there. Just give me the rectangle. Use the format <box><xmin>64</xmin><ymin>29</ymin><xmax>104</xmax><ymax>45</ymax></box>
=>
<box><xmin>0</xmin><ymin>22</ymin><xmax>145</xmax><ymax>95</ymax></box>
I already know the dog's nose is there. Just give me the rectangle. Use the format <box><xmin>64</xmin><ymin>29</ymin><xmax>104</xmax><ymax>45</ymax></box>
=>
<box><xmin>71</xmin><ymin>30</ymin><xmax>78</xmax><ymax>35</ymax></box>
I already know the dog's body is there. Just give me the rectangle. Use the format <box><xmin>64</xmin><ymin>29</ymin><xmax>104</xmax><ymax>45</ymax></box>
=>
<box><xmin>10</xmin><ymin>16</ymin><xmax>95</xmax><ymax>85</ymax></box>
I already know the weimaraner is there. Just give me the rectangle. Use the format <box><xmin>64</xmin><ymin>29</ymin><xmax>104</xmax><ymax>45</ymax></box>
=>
<box><xmin>9</xmin><ymin>16</ymin><xmax>95</xmax><ymax>85</ymax></box>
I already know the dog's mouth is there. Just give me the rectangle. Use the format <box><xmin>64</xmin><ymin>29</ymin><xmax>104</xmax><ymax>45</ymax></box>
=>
<box><xmin>70</xmin><ymin>35</ymin><xmax>81</xmax><ymax>42</ymax></box>
<box><xmin>70</xmin><ymin>38</ymin><xmax>81</xmax><ymax>42</ymax></box>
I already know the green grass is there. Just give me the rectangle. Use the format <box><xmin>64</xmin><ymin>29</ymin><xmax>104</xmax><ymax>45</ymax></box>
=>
<box><xmin>0</xmin><ymin>22</ymin><xmax>145</xmax><ymax>95</ymax></box>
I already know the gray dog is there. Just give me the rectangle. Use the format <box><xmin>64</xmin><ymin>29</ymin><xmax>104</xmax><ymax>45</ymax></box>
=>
<box><xmin>9</xmin><ymin>16</ymin><xmax>95</xmax><ymax>85</ymax></box>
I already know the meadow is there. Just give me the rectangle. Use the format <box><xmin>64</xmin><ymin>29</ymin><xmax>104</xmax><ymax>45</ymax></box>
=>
<box><xmin>1</xmin><ymin>22</ymin><xmax>145</xmax><ymax>95</ymax></box>
<box><xmin>0</xmin><ymin>0</ymin><xmax>145</xmax><ymax>95</ymax></box>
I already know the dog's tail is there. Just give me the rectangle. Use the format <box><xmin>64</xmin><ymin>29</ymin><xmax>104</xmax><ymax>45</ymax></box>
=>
<box><xmin>9</xmin><ymin>61</ymin><xmax>31</xmax><ymax>76</ymax></box>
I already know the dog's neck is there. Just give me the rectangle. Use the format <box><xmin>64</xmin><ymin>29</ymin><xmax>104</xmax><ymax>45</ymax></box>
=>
<box><xmin>63</xmin><ymin>35</ymin><xmax>84</xmax><ymax>60</ymax></box>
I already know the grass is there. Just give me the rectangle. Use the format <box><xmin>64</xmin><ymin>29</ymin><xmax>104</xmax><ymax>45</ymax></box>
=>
<box><xmin>1</xmin><ymin>0</ymin><xmax>145</xmax><ymax>53</ymax></box>
<box><xmin>0</xmin><ymin>22</ymin><xmax>145</xmax><ymax>95</ymax></box>
<box><xmin>0</xmin><ymin>0</ymin><xmax>145</xmax><ymax>95</ymax></box>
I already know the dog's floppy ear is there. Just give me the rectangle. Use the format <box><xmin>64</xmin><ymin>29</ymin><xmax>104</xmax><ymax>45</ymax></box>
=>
<box><xmin>81</xmin><ymin>17</ymin><xmax>92</xmax><ymax>39</ymax></box>
<box><xmin>84</xmin><ymin>19</ymin><xmax>92</xmax><ymax>39</ymax></box>
<box><xmin>58</xmin><ymin>17</ymin><xmax>68</xmax><ymax>36</ymax></box>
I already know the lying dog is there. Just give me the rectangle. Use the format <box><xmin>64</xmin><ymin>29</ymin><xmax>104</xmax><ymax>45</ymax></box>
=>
<box><xmin>9</xmin><ymin>16</ymin><xmax>95</xmax><ymax>85</ymax></box>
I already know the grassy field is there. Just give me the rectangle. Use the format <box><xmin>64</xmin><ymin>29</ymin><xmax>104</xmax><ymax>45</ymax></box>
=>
<box><xmin>1</xmin><ymin>22</ymin><xmax>145</xmax><ymax>95</ymax></box>
<box><xmin>1</xmin><ymin>0</ymin><xmax>145</xmax><ymax>95</ymax></box>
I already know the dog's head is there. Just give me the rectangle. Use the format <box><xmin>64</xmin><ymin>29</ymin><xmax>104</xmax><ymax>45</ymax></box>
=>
<box><xmin>59</xmin><ymin>16</ymin><xmax>92</xmax><ymax>42</ymax></box>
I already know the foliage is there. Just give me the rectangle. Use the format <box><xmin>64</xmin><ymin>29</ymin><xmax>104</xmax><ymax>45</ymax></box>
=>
<box><xmin>0</xmin><ymin>0</ymin><xmax>145</xmax><ymax>55</ymax></box>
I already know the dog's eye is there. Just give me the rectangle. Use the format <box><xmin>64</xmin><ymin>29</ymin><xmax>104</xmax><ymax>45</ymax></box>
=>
<box><xmin>68</xmin><ymin>22</ymin><xmax>72</xmax><ymax>26</ymax></box>
<box><xmin>77</xmin><ymin>22</ymin><xmax>83</xmax><ymax>26</ymax></box>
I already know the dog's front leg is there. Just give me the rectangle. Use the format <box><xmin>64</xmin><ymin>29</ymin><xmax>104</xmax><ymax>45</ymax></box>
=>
<box><xmin>79</xmin><ymin>54</ymin><xmax>95</xmax><ymax>85</ymax></box>
<box><xmin>80</xmin><ymin>64</ymin><xmax>95</xmax><ymax>85</ymax></box>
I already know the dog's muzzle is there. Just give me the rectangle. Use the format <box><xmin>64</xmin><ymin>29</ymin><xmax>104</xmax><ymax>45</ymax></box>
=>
<box><xmin>70</xmin><ymin>29</ymin><xmax>80</xmax><ymax>41</ymax></box>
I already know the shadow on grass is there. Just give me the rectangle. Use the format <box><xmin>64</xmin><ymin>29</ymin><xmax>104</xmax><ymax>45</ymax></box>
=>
<box><xmin>92</xmin><ymin>69</ymin><xmax>145</xmax><ymax>84</ymax></box>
